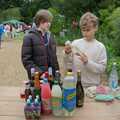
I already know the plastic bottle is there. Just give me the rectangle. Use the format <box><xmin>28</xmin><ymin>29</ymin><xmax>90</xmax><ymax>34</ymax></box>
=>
<box><xmin>76</xmin><ymin>71</ymin><xmax>84</xmax><ymax>107</ymax></box>
<box><xmin>109</xmin><ymin>62</ymin><xmax>119</xmax><ymax>90</ymax></box>
<box><xmin>24</xmin><ymin>99</ymin><xmax>34</xmax><ymax>120</ymax></box>
<box><xmin>41</xmin><ymin>78</ymin><xmax>52</xmax><ymax>115</ymax></box>
<box><xmin>48</xmin><ymin>67</ymin><xmax>53</xmax><ymax>89</ymax></box>
<box><xmin>62</xmin><ymin>71</ymin><xmax>76</xmax><ymax>116</ymax></box>
<box><xmin>32</xmin><ymin>98</ymin><xmax>41</xmax><ymax>119</ymax></box>
<box><xmin>30</xmin><ymin>68</ymin><xmax>35</xmax><ymax>98</ymax></box>
<box><xmin>51</xmin><ymin>80</ymin><xmax>62</xmax><ymax>116</ymax></box>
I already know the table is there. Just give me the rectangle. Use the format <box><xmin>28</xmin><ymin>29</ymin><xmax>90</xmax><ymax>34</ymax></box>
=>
<box><xmin>0</xmin><ymin>86</ymin><xmax>120</xmax><ymax>120</ymax></box>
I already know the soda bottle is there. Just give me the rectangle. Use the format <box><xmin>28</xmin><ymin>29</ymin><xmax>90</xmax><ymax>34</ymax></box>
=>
<box><xmin>41</xmin><ymin>78</ymin><xmax>52</xmax><ymax>115</ymax></box>
<box><xmin>109</xmin><ymin>62</ymin><xmax>119</xmax><ymax>90</ymax></box>
<box><xmin>76</xmin><ymin>71</ymin><xmax>84</xmax><ymax>107</ymax></box>
<box><xmin>24</xmin><ymin>99</ymin><xmax>34</xmax><ymax>120</ymax></box>
<box><xmin>51</xmin><ymin>80</ymin><xmax>62</xmax><ymax>116</ymax></box>
<box><xmin>62</xmin><ymin>71</ymin><xmax>76</xmax><ymax>116</ymax></box>
<box><xmin>33</xmin><ymin>98</ymin><xmax>41</xmax><ymax>119</ymax></box>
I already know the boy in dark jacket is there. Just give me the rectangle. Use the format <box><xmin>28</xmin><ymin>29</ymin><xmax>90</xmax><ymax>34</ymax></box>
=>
<box><xmin>21</xmin><ymin>9</ymin><xmax>60</xmax><ymax>81</ymax></box>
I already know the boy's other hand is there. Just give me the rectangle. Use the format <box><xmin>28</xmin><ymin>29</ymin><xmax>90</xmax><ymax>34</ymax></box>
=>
<box><xmin>77</xmin><ymin>52</ymin><xmax>88</xmax><ymax>64</ymax></box>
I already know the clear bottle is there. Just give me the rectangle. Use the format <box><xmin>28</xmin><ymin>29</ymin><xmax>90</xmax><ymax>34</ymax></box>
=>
<box><xmin>76</xmin><ymin>71</ymin><xmax>84</xmax><ymax>107</ymax></box>
<box><xmin>51</xmin><ymin>80</ymin><xmax>62</xmax><ymax>116</ymax></box>
<box><xmin>109</xmin><ymin>62</ymin><xmax>119</xmax><ymax>90</ymax></box>
<box><xmin>24</xmin><ymin>99</ymin><xmax>34</xmax><ymax>120</ymax></box>
<box><xmin>33</xmin><ymin>98</ymin><xmax>41</xmax><ymax>119</ymax></box>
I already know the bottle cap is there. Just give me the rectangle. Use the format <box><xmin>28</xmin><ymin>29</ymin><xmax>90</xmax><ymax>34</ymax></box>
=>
<box><xmin>67</xmin><ymin>72</ymin><xmax>73</xmax><ymax>76</ymax></box>
<box><xmin>45</xmin><ymin>71</ymin><xmax>49</xmax><ymax>78</ymax></box>
<box><xmin>34</xmin><ymin>98</ymin><xmax>40</xmax><ymax>105</ymax></box>
<box><xmin>31</xmin><ymin>68</ymin><xmax>35</xmax><ymax>74</ymax></box>
<box><xmin>43</xmin><ymin>78</ymin><xmax>48</xmax><ymax>83</ymax></box>
<box><xmin>65</xmin><ymin>40</ymin><xmax>71</xmax><ymax>46</ymax></box>
<box><xmin>28</xmin><ymin>95</ymin><xmax>32</xmax><ymax>99</ymax></box>
<box><xmin>36</xmin><ymin>95</ymin><xmax>39</xmax><ymax>99</ymax></box>
<box><xmin>26</xmin><ymin>99</ymin><xmax>31</xmax><ymax>105</ymax></box>
<box><xmin>48</xmin><ymin>67</ymin><xmax>52</xmax><ymax>75</ymax></box>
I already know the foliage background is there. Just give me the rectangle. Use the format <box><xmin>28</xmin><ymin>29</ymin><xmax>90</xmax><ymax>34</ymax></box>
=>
<box><xmin>0</xmin><ymin>0</ymin><xmax>120</xmax><ymax>78</ymax></box>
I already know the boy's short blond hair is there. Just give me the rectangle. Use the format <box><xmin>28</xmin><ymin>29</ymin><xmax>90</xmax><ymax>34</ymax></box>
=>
<box><xmin>79</xmin><ymin>12</ymin><xmax>98</xmax><ymax>29</ymax></box>
<box><xmin>34</xmin><ymin>9</ymin><xmax>53</xmax><ymax>27</ymax></box>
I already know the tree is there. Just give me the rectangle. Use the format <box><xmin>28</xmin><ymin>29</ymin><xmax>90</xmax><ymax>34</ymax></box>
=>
<box><xmin>20</xmin><ymin>0</ymin><xmax>51</xmax><ymax>23</ymax></box>
<box><xmin>0</xmin><ymin>0</ymin><xmax>24</xmax><ymax>10</ymax></box>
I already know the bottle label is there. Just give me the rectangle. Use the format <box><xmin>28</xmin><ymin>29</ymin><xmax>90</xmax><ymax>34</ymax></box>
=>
<box><xmin>42</xmin><ymin>98</ymin><xmax>51</xmax><ymax>111</ymax></box>
<box><xmin>63</xmin><ymin>88</ymin><xmax>76</xmax><ymax>112</ymax></box>
<box><xmin>77</xmin><ymin>99</ymin><xmax>84</xmax><ymax>106</ymax></box>
<box><xmin>52</xmin><ymin>97</ymin><xmax>62</xmax><ymax>110</ymax></box>
<box><xmin>24</xmin><ymin>108</ymin><xmax>34</xmax><ymax>119</ymax></box>
<box><xmin>33</xmin><ymin>107</ymin><xmax>41</xmax><ymax>118</ymax></box>
<box><xmin>112</xmin><ymin>80</ymin><xmax>117</xmax><ymax>89</ymax></box>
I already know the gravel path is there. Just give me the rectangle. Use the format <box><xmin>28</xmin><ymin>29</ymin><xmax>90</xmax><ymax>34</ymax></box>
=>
<box><xmin>0</xmin><ymin>41</ymin><xmax>64</xmax><ymax>86</ymax></box>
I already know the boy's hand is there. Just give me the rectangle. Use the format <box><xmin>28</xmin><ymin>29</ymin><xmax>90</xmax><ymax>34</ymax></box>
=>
<box><xmin>64</xmin><ymin>45</ymin><xmax>72</xmax><ymax>54</ymax></box>
<box><xmin>76</xmin><ymin>52</ymin><xmax>88</xmax><ymax>64</ymax></box>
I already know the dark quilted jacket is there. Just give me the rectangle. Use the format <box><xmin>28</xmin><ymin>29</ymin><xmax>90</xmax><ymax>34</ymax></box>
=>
<box><xmin>21</xmin><ymin>28</ymin><xmax>59</xmax><ymax>79</ymax></box>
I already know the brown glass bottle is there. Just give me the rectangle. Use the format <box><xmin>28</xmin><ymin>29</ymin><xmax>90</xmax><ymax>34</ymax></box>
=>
<box><xmin>34</xmin><ymin>72</ymin><xmax>40</xmax><ymax>89</ymax></box>
<box><xmin>34</xmin><ymin>72</ymin><xmax>41</xmax><ymax>98</ymax></box>
<box><xmin>25</xmin><ymin>82</ymin><xmax>31</xmax><ymax>101</ymax></box>
<box><xmin>76</xmin><ymin>71</ymin><xmax>84</xmax><ymax>107</ymax></box>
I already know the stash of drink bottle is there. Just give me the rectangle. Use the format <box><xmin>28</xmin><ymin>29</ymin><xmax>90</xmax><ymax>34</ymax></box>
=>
<box><xmin>21</xmin><ymin>67</ymin><xmax>63</xmax><ymax>119</ymax></box>
<box><xmin>21</xmin><ymin>67</ymin><xmax>85</xmax><ymax>119</ymax></box>
<box><xmin>24</xmin><ymin>95</ymin><xmax>41</xmax><ymax>120</ymax></box>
